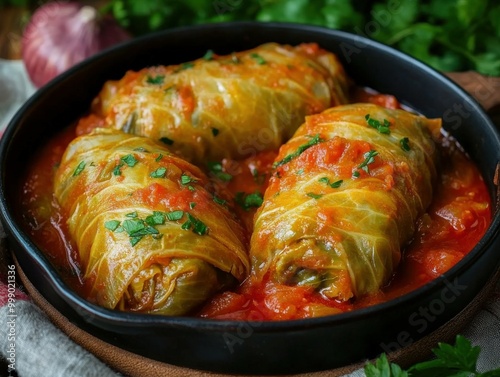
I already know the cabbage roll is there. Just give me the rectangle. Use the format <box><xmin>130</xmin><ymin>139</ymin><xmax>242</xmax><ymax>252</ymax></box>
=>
<box><xmin>250</xmin><ymin>104</ymin><xmax>441</xmax><ymax>301</ymax></box>
<box><xmin>79</xmin><ymin>43</ymin><xmax>350</xmax><ymax>164</ymax></box>
<box><xmin>54</xmin><ymin>129</ymin><xmax>249</xmax><ymax>315</ymax></box>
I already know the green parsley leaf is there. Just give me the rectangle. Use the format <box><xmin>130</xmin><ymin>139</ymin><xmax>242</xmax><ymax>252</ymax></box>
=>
<box><xmin>207</xmin><ymin>161</ymin><xmax>232</xmax><ymax>182</ymax></box>
<box><xmin>357</xmin><ymin>150</ymin><xmax>379</xmax><ymax>173</ymax></box>
<box><xmin>400</xmin><ymin>137</ymin><xmax>411</xmax><ymax>151</ymax></box>
<box><xmin>166</xmin><ymin>210</ymin><xmax>184</xmax><ymax>221</ymax></box>
<box><xmin>319</xmin><ymin>177</ymin><xmax>343</xmax><ymax>188</ymax></box>
<box><xmin>203</xmin><ymin>49</ymin><xmax>214</xmax><ymax>60</ymax></box>
<box><xmin>145</xmin><ymin>211</ymin><xmax>165</xmax><ymax>226</ymax></box>
<box><xmin>174</xmin><ymin>62</ymin><xmax>194</xmax><ymax>72</ymax></box>
<box><xmin>211</xmin><ymin>127</ymin><xmax>220</xmax><ymax>137</ymax></box>
<box><xmin>213</xmin><ymin>195</ymin><xmax>227</xmax><ymax>206</ymax></box>
<box><xmin>121</xmin><ymin>154</ymin><xmax>138</xmax><ymax>167</ymax></box>
<box><xmin>155</xmin><ymin>154</ymin><xmax>163</xmax><ymax>162</ymax></box>
<box><xmin>189</xmin><ymin>202</ymin><xmax>196</xmax><ymax>209</ymax></box>
<box><xmin>180</xmin><ymin>174</ymin><xmax>198</xmax><ymax>187</ymax></box>
<box><xmin>159</xmin><ymin>137</ymin><xmax>174</xmax><ymax>146</ymax></box>
<box><xmin>365</xmin><ymin>114</ymin><xmax>391</xmax><ymax>134</ymax></box>
<box><xmin>126</xmin><ymin>211</ymin><xmax>138</xmax><ymax>218</ymax></box>
<box><xmin>104</xmin><ymin>220</ymin><xmax>121</xmax><ymax>231</ymax></box>
<box><xmin>185</xmin><ymin>213</ymin><xmax>208</xmax><ymax>235</ymax></box>
<box><xmin>250</xmin><ymin>52</ymin><xmax>266</xmax><ymax>64</ymax></box>
<box><xmin>235</xmin><ymin>192</ymin><xmax>264</xmax><ymax>211</ymax></box>
<box><xmin>274</xmin><ymin>134</ymin><xmax>324</xmax><ymax>167</ymax></box>
<box><xmin>73</xmin><ymin>161</ymin><xmax>86</xmax><ymax>176</ymax></box>
<box><xmin>307</xmin><ymin>192</ymin><xmax>323</xmax><ymax>199</ymax></box>
<box><xmin>364</xmin><ymin>353</ymin><xmax>408</xmax><ymax>377</ymax></box>
<box><xmin>150</xmin><ymin>167</ymin><xmax>167</xmax><ymax>178</ymax></box>
<box><xmin>146</xmin><ymin>75</ymin><xmax>165</xmax><ymax>85</ymax></box>
<box><xmin>352</xmin><ymin>170</ymin><xmax>360</xmax><ymax>178</ymax></box>
<box><xmin>113</xmin><ymin>162</ymin><xmax>124</xmax><ymax>176</ymax></box>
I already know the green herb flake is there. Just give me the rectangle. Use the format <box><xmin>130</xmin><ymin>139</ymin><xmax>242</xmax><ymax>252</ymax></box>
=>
<box><xmin>208</xmin><ymin>161</ymin><xmax>232</xmax><ymax>182</ymax></box>
<box><xmin>250</xmin><ymin>53</ymin><xmax>266</xmax><ymax>65</ymax></box>
<box><xmin>105</xmin><ymin>220</ymin><xmax>121</xmax><ymax>231</ymax></box>
<box><xmin>166</xmin><ymin>210</ymin><xmax>184</xmax><ymax>221</ymax></box>
<box><xmin>400</xmin><ymin>137</ymin><xmax>411</xmax><ymax>151</ymax></box>
<box><xmin>274</xmin><ymin>134</ymin><xmax>324</xmax><ymax>168</ymax></box>
<box><xmin>307</xmin><ymin>192</ymin><xmax>323</xmax><ymax>199</ymax></box>
<box><xmin>175</xmin><ymin>62</ymin><xmax>194</xmax><ymax>72</ymax></box>
<box><xmin>121</xmin><ymin>154</ymin><xmax>138</xmax><ymax>167</ymax></box>
<box><xmin>180</xmin><ymin>174</ymin><xmax>198</xmax><ymax>187</ymax></box>
<box><xmin>319</xmin><ymin>177</ymin><xmax>343</xmax><ymax>189</ymax></box>
<box><xmin>352</xmin><ymin>170</ymin><xmax>360</xmax><ymax>178</ymax></box>
<box><xmin>145</xmin><ymin>211</ymin><xmax>165</xmax><ymax>226</ymax></box>
<box><xmin>235</xmin><ymin>192</ymin><xmax>264</xmax><ymax>211</ymax></box>
<box><xmin>189</xmin><ymin>202</ymin><xmax>196</xmax><ymax>209</ymax></box>
<box><xmin>296</xmin><ymin>169</ymin><xmax>304</xmax><ymax>176</ymax></box>
<box><xmin>146</xmin><ymin>75</ymin><xmax>165</xmax><ymax>85</ymax></box>
<box><xmin>126</xmin><ymin>211</ymin><xmax>138</xmax><ymax>218</ymax></box>
<box><xmin>113</xmin><ymin>162</ymin><xmax>124</xmax><ymax>176</ymax></box>
<box><xmin>155</xmin><ymin>154</ymin><xmax>164</xmax><ymax>162</ymax></box>
<box><xmin>73</xmin><ymin>161</ymin><xmax>86</xmax><ymax>176</ymax></box>
<box><xmin>150</xmin><ymin>167</ymin><xmax>167</xmax><ymax>178</ymax></box>
<box><xmin>211</xmin><ymin>127</ymin><xmax>220</xmax><ymax>137</ymax></box>
<box><xmin>357</xmin><ymin>150</ymin><xmax>379</xmax><ymax>173</ymax></box>
<box><xmin>159</xmin><ymin>137</ymin><xmax>174</xmax><ymax>146</ymax></box>
<box><xmin>203</xmin><ymin>49</ymin><xmax>214</xmax><ymax>61</ymax></box>
<box><xmin>183</xmin><ymin>213</ymin><xmax>208</xmax><ymax>236</ymax></box>
<box><xmin>133</xmin><ymin>147</ymin><xmax>148</xmax><ymax>152</ymax></box>
<box><xmin>213</xmin><ymin>195</ymin><xmax>227</xmax><ymax>206</ymax></box>
<box><xmin>365</xmin><ymin>114</ymin><xmax>391</xmax><ymax>135</ymax></box>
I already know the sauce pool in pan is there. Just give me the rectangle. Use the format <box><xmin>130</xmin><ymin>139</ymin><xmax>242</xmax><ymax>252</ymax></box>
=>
<box><xmin>18</xmin><ymin>89</ymin><xmax>491</xmax><ymax>321</ymax></box>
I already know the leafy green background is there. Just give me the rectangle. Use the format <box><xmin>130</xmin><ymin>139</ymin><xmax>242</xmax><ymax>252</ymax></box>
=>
<box><xmin>2</xmin><ymin>0</ymin><xmax>499</xmax><ymax>75</ymax></box>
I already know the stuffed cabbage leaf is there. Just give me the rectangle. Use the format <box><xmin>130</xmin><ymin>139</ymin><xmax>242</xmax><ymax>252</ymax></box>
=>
<box><xmin>78</xmin><ymin>43</ymin><xmax>350</xmax><ymax>164</ymax></box>
<box><xmin>54</xmin><ymin>129</ymin><xmax>249</xmax><ymax>315</ymax></box>
<box><xmin>250</xmin><ymin>104</ymin><xmax>441</xmax><ymax>301</ymax></box>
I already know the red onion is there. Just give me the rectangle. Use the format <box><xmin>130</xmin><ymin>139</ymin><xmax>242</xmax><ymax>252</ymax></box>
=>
<box><xmin>22</xmin><ymin>2</ymin><xmax>130</xmax><ymax>88</ymax></box>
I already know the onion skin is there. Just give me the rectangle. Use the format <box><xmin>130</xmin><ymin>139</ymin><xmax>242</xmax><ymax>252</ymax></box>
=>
<box><xmin>22</xmin><ymin>2</ymin><xmax>130</xmax><ymax>88</ymax></box>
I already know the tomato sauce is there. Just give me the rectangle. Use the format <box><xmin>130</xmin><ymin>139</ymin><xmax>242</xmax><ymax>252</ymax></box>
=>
<box><xmin>18</xmin><ymin>90</ymin><xmax>492</xmax><ymax>321</ymax></box>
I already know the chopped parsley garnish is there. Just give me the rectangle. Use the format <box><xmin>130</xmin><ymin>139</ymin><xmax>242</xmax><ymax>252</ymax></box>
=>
<box><xmin>126</xmin><ymin>211</ymin><xmax>138</xmax><ymax>218</ymax></box>
<box><xmin>213</xmin><ymin>195</ymin><xmax>227</xmax><ymax>206</ymax></box>
<box><xmin>150</xmin><ymin>167</ymin><xmax>167</xmax><ymax>178</ymax></box>
<box><xmin>133</xmin><ymin>147</ymin><xmax>148</xmax><ymax>152</ymax></box>
<box><xmin>104</xmin><ymin>220</ymin><xmax>120</xmax><ymax>231</ymax></box>
<box><xmin>160</xmin><ymin>137</ymin><xmax>174</xmax><ymax>146</ymax></box>
<box><xmin>121</xmin><ymin>154</ymin><xmax>138</xmax><ymax>167</ymax></box>
<box><xmin>352</xmin><ymin>170</ymin><xmax>360</xmax><ymax>178</ymax></box>
<box><xmin>252</xmin><ymin>168</ymin><xmax>266</xmax><ymax>185</ymax></box>
<box><xmin>365</xmin><ymin>114</ymin><xmax>391</xmax><ymax>134</ymax></box>
<box><xmin>235</xmin><ymin>192</ymin><xmax>264</xmax><ymax>211</ymax></box>
<box><xmin>296</xmin><ymin>169</ymin><xmax>304</xmax><ymax>175</ymax></box>
<box><xmin>250</xmin><ymin>53</ymin><xmax>266</xmax><ymax>64</ymax></box>
<box><xmin>203</xmin><ymin>49</ymin><xmax>214</xmax><ymax>61</ymax></box>
<box><xmin>189</xmin><ymin>202</ymin><xmax>196</xmax><ymax>209</ymax></box>
<box><xmin>211</xmin><ymin>127</ymin><xmax>219</xmax><ymax>137</ymax></box>
<box><xmin>145</xmin><ymin>211</ymin><xmax>165</xmax><ymax>226</ymax></box>
<box><xmin>319</xmin><ymin>177</ymin><xmax>343</xmax><ymax>188</ymax></box>
<box><xmin>146</xmin><ymin>75</ymin><xmax>165</xmax><ymax>85</ymax></box>
<box><xmin>113</xmin><ymin>163</ymin><xmax>124</xmax><ymax>176</ymax></box>
<box><xmin>175</xmin><ymin>62</ymin><xmax>194</xmax><ymax>72</ymax></box>
<box><xmin>400</xmin><ymin>137</ymin><xmax>411</xmax><ymax>151</ymax></box>
<box><xmin>166</xmin><ymin>210</ymin><xmax>184</xmax><ymax>221</ymax></box>
<box><xmin>358</xmin><ymin>150</ymin><xmax>379</xmax><ymax>173</ymax></box>
<box><xmin>155</xmin><ymin>154</ymin><xmax>163</xmax><ymax>162</ymax></box>
<box><xmin>73</xmin><ymin>161</ymin><xmax>86</xmax><ymax>176</ymax></box>
<box><xmin>207</xmin><ymin>161</ymin><xmax>232</xmax><ymax>182</ymax></box>
<box><xmin>181</xmin><ymin>213</ymin><xmax>208</xmax><ymax>235</ymax></box>
<box><xmin>307</xmin><ymin>192</ymin><xmax>323</xmax><ymax>199</ymax></box>
<box><xmin>273</xmin><ymin>134</ymin><xmax>324</xmax><ymax>168</ymax></box>
<box><xmin>180</xmin><ymin>174</ymin><xmax>197</xmax><ymax>185</ymax></box>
